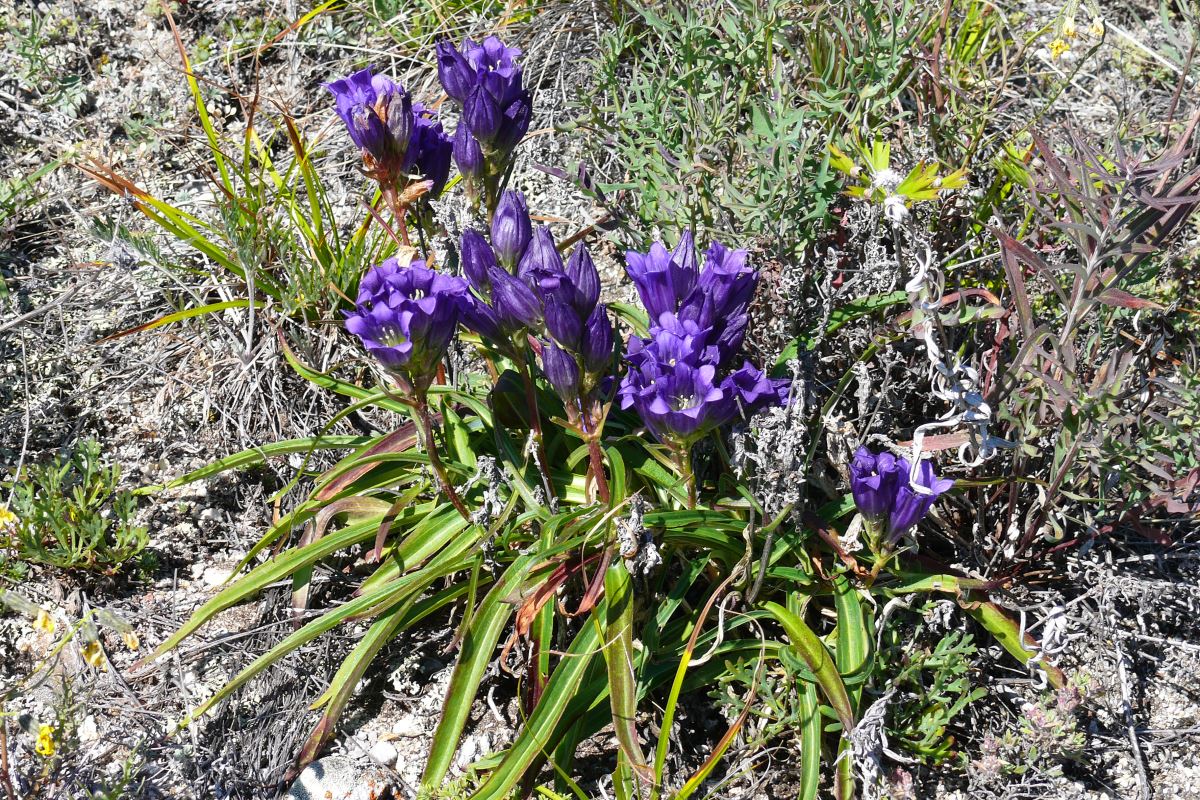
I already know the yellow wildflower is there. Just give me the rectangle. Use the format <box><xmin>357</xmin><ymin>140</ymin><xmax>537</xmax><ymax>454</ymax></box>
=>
<box><xmin>122</xmin><ymin>630</ymin><xmax>140</xmax><ymax>651</ymax></box>
<box><xmin>0</xmin><ymin>505</ymin><xmax>17</xmax><ymax>534</ymax></box>
<box><xmin>1088</xmin><ymin>16</ymin><xmax>1105</xmax><ymax>37</ymax></box>
<box><xmin>82</xmin><ymin>640</ymin><xmax>107</xmax><ymax>670</ymax></box>
<box><xmin>1048</xmin><ymin>38</ymin><xmax>1070</xmax><ymax>59</ymax></box>
<box><xmin>35</xmin><ymin>724</ymin><xmax>55</xmax><ymax>757</ymax></box>
<box><xmin>1062</xmin><ymin>17</ymin><xmax>1077</xmax><ymax>39</ymax></box>
<box><xmin>33</xmin><ymin>609</ymin><xmax>56</xmax><ymax>636</ymax></box>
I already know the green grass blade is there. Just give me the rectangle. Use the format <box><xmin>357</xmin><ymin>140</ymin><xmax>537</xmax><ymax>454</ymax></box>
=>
<box><xmin>797</xmin><ymin>682</ymin><xmax>822</xmax><ymax>800</ymax></box>
<box><xmin>140</xmin><ymin>513</ymin><xmax>387</xmax><ymax>661</ymax></box>
<box><xmin>762</xmin><ymin>601</ymin><xmax>855</xmax><ymax>731</ymax></box>
<box><xmin>138</xmin><ymin>435</ymin><xmax>369</xmax><ymax>494</ymax></box>
<box><xmin>422</xmin><ymin>553</ymin><xmax>537</xmax><ymax>787</ymax></box>
<box><xmin>468</xmin><ymin>621</ymin><xmax>601</xmax><ymax>800</ymax></box>
<box><xmin>601</xmin><ymin>561</ymin><xmax>653</xmax><ymax>789</ymax></box>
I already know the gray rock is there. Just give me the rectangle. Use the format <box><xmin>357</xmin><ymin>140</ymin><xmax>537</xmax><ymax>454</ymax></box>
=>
<box><xmin>368</xmin><ymin>739</ymin><xmax>398</xmax><ymax>767</ymax></box>
<box><xmin>283</xmin><ymin>756</ymin><xmax>362</xmax><ymax>800</ymax></box>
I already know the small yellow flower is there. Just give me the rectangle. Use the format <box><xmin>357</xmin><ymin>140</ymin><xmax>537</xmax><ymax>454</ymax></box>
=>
<box><xmin>82</xmin><ymin>640</ymin><xmax>107</xmax><ymax>670</ymax></box>
<box><xmin>35</xmin><ymin>724</ymin><xmax>55</xmax><ymax>757</ymax></box>
<box><xmin>1088</xmin><ymin>16</ymin><xmax>1105</xmax><ymax>37</ymax></box>
<box><xmin>122</xmin><ymin>630</ymin><xmax>140</xmax><ymax>651</ymax></box>
<box><xmin>1062</xmin><ymin>17</ymin><xmax>1077</xmax><ymax>39</ymax></box>
<box><xmin>0</xmin><ymin>505</ymin><xmax>17</xmax><ymax>534</ymax></box>
<box><xmin>33</xmin><ymin>609</ymin><xmax>56</xmax><ymax>636</ymax></box>
<box><xmin>1048</xmin><ymin>38</ymin><xmax>1070</xmax><ymax>59</ymax></box>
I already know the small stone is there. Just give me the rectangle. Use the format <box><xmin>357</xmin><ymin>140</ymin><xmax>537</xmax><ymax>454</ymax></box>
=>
<box><xmin>202</xmin><ymin>565</ymin><xmax>234</xmax><ymax>587</ymax></box>
<box><xmin>78</xmin><ymin>715</ymin><xmax>99</xmax><ymax>742</ymax></box>
<box><xmin>284</xmin><ymin>755</ymin><xmax>361</xmax><ymax>800</ymax></box>
<box><xmin>368</xmin><ymin>740</ymin><xmax>397</xmax><ymax>767</ymax></box>
<box><xmin>391</xmin><ymin>716</ymin><xmax>423</xmax><ymax>738</ymax></box>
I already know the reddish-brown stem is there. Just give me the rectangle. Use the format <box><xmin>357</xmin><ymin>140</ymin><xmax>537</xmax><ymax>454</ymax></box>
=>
<box><xmin>0</xmin><ymin>714</ymin><xmax>15</xmax><ymax>800</ymax></box>
<box><xmin>517</xmin><ymin>361</ymin><xmax>556</xmax><ymax>503</ymax></box>
<box><xmin>586</xmin><ymin>436</ymin><xmax>611</xmax><ymax>505</ymax></box>
<box><xmin>381</xmin><ymin>186</ymin><xmax>412</xmax><ymax>247</ymax></box>
<box><xmin>414</xmin><ymin>399</ymin><xmax>470</xmax><ymax>521</ymax></box>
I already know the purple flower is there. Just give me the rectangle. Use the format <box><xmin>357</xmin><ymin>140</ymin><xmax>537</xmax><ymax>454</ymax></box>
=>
<box><xmin>345</xmin><ymin>260</ymin><xmax>468</xmax><ymax>393</ymax></box>
<box><xmin>436</xmin><ymin>36</ymin><xmax>533</xmax><ymax>213</ymax></box>
<box><xmin>326</xmin><ymin>70</ymin><xmax>451</xmax><ymax>198</ymax></box>
<box><xmin>849</xmin><ymin>447</ymin><xmax>901</xmax><ymax>523</ymax></box>
<box><xmin>887</xmin><ymin>458</ymin><xmax>954</xmax><ymax>541</ymax></box>
<box><xmin>327</xmin><ymin>67</ymin><xmax>413</xmax><ymax>179</ymax></box>
<box><xmin>625</xmin><ymin>233</ymin><xmax>699</xmax><ymax>325</ymax></box>
<box><xmin>491</xmin><ymin>190</ymin><xmax>532</xmax><ymax>269</ymax></box>
<box><xmin>848</xmin><ymin>448</ymin><xmax>954</xmax><ymax>544</ymax></box>
<box><xmin>626</xmin><ymin>235</ymin><xmax>759</xmax><ymax>368</ymax></box>
<box><xmin>619</xmin><ymin>324</ymin><xmax>787</xmax><ymax>443</ymax></box>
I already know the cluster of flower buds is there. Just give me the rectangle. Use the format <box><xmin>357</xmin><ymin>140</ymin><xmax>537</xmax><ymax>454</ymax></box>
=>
<box><xmin>344</xmin><ymin>258</ymin><xmax>469</xmax><ymax>395</ymax></box>
<box><xmin>457</xmin><ymin>191</ymin><xmax>613</xmax><ymax>432</ymax></box>
<box><xmin>326</xmin><ymin>67</ymin><xmax>453</xmax><ymax>201</ymax></box>
<box><xmin>618</xmin><ymin>235</ymin><xmax>789</xmax><ymax>444</ymax></box>
<box><xmin>849</xmin><ymin>446</ymin><xmax>953</xmax><ymax>554</ymax></box>
<box><xmin>436</xmin><ymin>36</ymin><xmax>533</xmax><ymax>215</ymax></box>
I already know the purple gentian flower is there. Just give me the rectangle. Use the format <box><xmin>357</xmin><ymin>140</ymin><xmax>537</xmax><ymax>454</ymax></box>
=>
<box><xmin>887</xmin><ymin>457</ymin><xmax>954</xmax><ymax>542</ymax></box>
<box><xmin>849</xmin><ymin>447</ymin><xmax>901</xmax><ymax>522</ymax></box>
<box><xmin>345</xmin><ymin>260</ymin><xmax>468</xmax><ymax>393</ymax></box>
<box><xmin>436</xmin><ymin>36</ymin><xmax>533</xmax><ymax>214</ymax></box>
<box><xmin>491</xmin><ymin>190</ymin><xmax>532</xmax><ymax>269</ymax></box>
<box><xmin>848</xmin><ymin>447</ymin><xmax>953</xmax><ymax>545</ymax></box>
<box><xmin>619</xmin><ymin>326</ymin><xmax>786</xmax><ymax>443</ymax></box>
<box><xmin>326</xmin><ymin>67</ymin><xmax>413</xmax><ymax>180</ymax></box>
<box><xmin>624</xmin><ymin>234</ymin><xmax>699</xmax><ymax>325</ymax></box>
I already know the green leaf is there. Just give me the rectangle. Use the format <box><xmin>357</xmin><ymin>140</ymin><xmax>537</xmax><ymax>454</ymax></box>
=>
<box><xmin>468</xmin><ymin>621</ymin><xmax>601</xmax><ymax>800</ymax></box>
<box><xmin>601</xmin><ymin>561</ymin><xmax>653</xmax><ymax>788</ymax></box>
<box><xmin>422</xmin><ymin>553</ymin><xmax>537</xmax><ymax>787</ymax></box>
<box><xmin>762</xmin><ymin>601</ymin><xmax>855</xmax><ymax>731</ymax></box>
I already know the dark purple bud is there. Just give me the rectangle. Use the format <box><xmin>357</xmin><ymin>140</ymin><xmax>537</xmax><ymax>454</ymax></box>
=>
<box><xmin>566</xmin><ymin>244</ymin><xmax>600</xmax><ymax>312</ymax></box>
<box><xmin>464</xmin><ymin>85</ymin><xmax>501</xmax><ymax>141</ymax></box>
<box><xmin>544</xmin><ymin>293</ymin><xmax>584</xmax><ymax>351</ymax></box>
<box><xmin>460</xmin><ymin>229</ymin><xmax>496</xmax><ymax>294</ymax></box>
<box><xmin>542</xmin><ymin>342</ymin><xmax>580</xmax><ymax>400</ymax></box>
<box><xmin>582</xmin><ymin>305</ymin><xmax>613</xmax><ymax>375</ymax></box>
<box><xmin>493</xmin><ymin>90</ymin><xmax>533</xmax><ymax>154</ymax></box>
<box><xmin>491</xmin><ymin>190</ymin><xmax>532</xmax><ymax>268</ymax></box>
<box><xmin>405</xmin><ymin>108</ymin><xmax>453</xmax><ymax>198</ymax></box>
<box><xmin>453</xmin><ymin>123</ymin><xmax>484</xmax><ymax>182</ymax></box>
<box><xmin>436</xmin><ymin>40</ymin><xmax>474</xmax><ymax>104</ymax></box>
<box><xmin>489</xmin><ymin>266</ymin><xmax>542</xmax><ymax>332</ymax></box>
<box><xmin>518</xmin><ymin>226</ymin><xmax>565</xmax><ymax>287</ymax></box>
<box><xmin>848</xmin><ymin>447</ymin><xmax>900</xmax><ymax>523</ymax></box>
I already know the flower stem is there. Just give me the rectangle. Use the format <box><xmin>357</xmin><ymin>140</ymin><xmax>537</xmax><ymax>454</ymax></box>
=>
<box><xmin>675</xmin><ymin>444</ymin><xmax>696</xmax><ymax>510</ymax></box>
<box><xmin>381</xmin><ymin>186</ymin><xmax>412</xmax><ymax>247</ymax></box>
<box><xmin>586</xmin><ymin>436</ymin><xmax>612</xmax><ymax>505</ymax></box>
<box><xmin>414</xmin><ymin>399</ymin><xmax>470</xmax><ymax>521</ymax></box>
<box><xmin>517</xmin><ymin>359</ymin><xmax>556</xmax><ymax>503</ymax></box>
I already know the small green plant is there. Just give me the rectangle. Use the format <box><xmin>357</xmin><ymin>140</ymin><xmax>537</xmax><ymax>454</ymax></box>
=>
<box><xmin>1</xmin><ymin>439</ymin><xmax>148</xmax><ymax>575</ymax></box>
<box><xmin>880</xmin><ymin>621</ymin><xmax>985</xmax><ymax>765</ymax></box>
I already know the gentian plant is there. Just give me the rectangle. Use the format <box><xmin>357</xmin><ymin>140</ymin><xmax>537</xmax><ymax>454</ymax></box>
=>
<box><xmin>437</xmin><ymin>35</ymin><xmax>533</xmax><ymax>216</ymax></box>
<box><xmin>327</xmin><ymin>66</ymin><xmax>452</xmax><ymax>246</ymax></box>
<box><xmin>134</xmin><ymin>33</ymin><xmax>1073</xmax><ymax>800</ymax></box>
